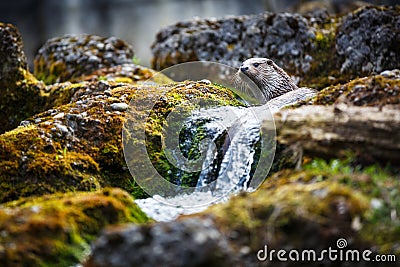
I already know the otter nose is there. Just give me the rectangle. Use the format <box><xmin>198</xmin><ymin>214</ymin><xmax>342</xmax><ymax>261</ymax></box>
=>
<box><xmin>240</xmin><ymin>66</ymin><xmax>248</xmax><ymax>72</ymax></box>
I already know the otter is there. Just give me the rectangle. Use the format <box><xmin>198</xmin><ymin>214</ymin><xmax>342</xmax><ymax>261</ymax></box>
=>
<box><xmin>238</xmin><ymin>58</ymin><xmax>317</xmax><ymax>110</ymax></box>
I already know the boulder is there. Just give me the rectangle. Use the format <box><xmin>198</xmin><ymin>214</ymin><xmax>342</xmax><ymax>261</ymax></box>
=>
<box><xmin>34</xmin><ymin>34</ymin><xmax>135</xmax><ymax>84</ymax></box>
<box><xmin>85</xmin><ymin>161</ymin><xmax>399</xmax><ymax>266</ymax></box>
<box><xmin>151</xmin><ymin>6</ymin><xmax>400</xmax><ymax>90</ymax></box>
<box><xmin>85</xmin><ymin>217</ymin><xmax>233</xmax><ymax>267</ymax></box>
<box><xmin>0</xmin><ymin>23</ymin><xmax>46</xmax><ymax>134</ymax></box>
<box><xmin>0</xmin><ymin>79</ymin><xmax>241</xmax><ymax>203</ymax></box>
<box><xmin>0</xmin><ymin>188</ymin><xmax>149</xmax><ymax>267</ymax></box>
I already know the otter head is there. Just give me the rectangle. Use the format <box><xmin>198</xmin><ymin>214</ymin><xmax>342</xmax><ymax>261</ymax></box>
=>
<box><xmin>239</xmin><ymin>58</ymin><xmax>298</xmax><ymax>100</ymax></box>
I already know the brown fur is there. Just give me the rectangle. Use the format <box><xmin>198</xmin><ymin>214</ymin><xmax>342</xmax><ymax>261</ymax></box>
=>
<box><xmin>239</xmin><ymin>58</ymin><xmax>298</xmax><ymax>101</ymax></box>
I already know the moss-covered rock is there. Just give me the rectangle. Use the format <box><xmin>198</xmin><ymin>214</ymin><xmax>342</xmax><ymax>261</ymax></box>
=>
<box><xmin>123</xmin><ymin>79</ymin><xmax>244</xmax><ymax>191</ymax></box>
<box><xmin>0</xmin><ymin>23</ymin><xmax>47</xmax><ymax>134</ymax></box>
<box><xmin>34</xmin><ymin>34</ymin><xmax>134</xmax><ymax>84</ymax></box>
<box><xmin>0</xmin><ymin>78</ymin><xmax>242</xmax><ymax>203</ymax></box>
<box><xmin>0</xmin><ymin>188</ymin><xmax>149</xmax><ymax>267</ymax></box>
<box><xmin>205</xmin><ymin>159</ymin><xmax>400</xmax><ymax>265</ymax></box>
<box><xmin>85</xmin><ymin>159</ymin><xmax>399</xmax><ymax>266</ymax></box>
<box><xmin>151</xmin><ymin>5</ymin><xmax>400</xmax><ymax>90</ymax></box>
<box><xmin>297</xmin><ymin>70</ymin><xmax>400</xmax><ymax>106</ymax></box>
<box><xmin>72</xmin><ymin>63</ymin><xmax>158</xmax><ymax>84</ymax></box>
<box><xmin>0</xmin><ymin>24</ymin><xmax>155</xmax><ymax>135</ymax></box>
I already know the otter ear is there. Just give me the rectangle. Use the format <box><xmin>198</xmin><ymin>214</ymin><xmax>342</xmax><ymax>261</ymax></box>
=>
<box><xmin>266</xmin><ymin>59</ymin><xmax>273</xmax><ymax>65</ymax></box>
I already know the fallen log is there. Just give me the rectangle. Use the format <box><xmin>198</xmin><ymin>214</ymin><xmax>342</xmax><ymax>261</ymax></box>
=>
<box><xmin>265</xmin><ymin>104</ymin><xmax>400</xmax><ymax>165</ymax></box>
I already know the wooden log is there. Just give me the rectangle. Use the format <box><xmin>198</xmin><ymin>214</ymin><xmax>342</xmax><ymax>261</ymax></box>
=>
<box><xmin>264</xmin><ymin>104</ymin><xmax>400</xmax><ymax>164</ymax></box>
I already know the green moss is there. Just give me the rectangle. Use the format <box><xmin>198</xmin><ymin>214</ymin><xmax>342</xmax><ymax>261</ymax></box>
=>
<box><xmin>0</xmin><ymin>188</ymin><xmax>149</xmax><ymax>267</ymax></box>
<box><xmin>0</xmin><ymin>79</ymin><xmax>243</xmax><ymax>202</ymax></box>
<box><xmin>0</xmin><ymin>123</ymin><xmax>104</xmax><ymax>203</ymax></box>
<box><xmin>198</xmin><ymin>158</ymin><xmax>399</xmax><ymax>257</ymax></box>
<box><xmin>299</xmin><ymin>20</ymin><xmax>348</xmax><ymax>90</ymax></box>
<box><xmin>142</xmin><ymin>81</ymin><xmax>243</xmax><ymax>186</ymax></box>
<box><xmin>0</xmin><ymin>67</ymin><xmax>47</xmax><ymax>134</ymax></box>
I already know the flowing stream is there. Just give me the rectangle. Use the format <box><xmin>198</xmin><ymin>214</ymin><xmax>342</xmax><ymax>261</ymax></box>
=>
<box><xmin>135</xmin><ymin>103</ymin><xmax>275</xmax><ymax>221</ymax></box>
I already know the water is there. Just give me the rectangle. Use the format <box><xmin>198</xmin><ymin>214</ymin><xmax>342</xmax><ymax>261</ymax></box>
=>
<box><xmin>135</xmin><ymin>103</ymin><xmax>275</xmax><ymax>221</ymax></box>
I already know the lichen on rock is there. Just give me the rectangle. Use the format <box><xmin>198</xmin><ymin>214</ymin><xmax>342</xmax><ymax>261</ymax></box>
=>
<box><xmin>72</xmin><ymin>63</ymin><xmax>158</xmax><ymax>84</ymax></box>
<box><xmin>0</xmin><ymin>188</ymin><xmax>149</xmax><ymax>267</ymax></box>
<box><xmin>151</xmin><ymin>12</ymin><xmax>317</xmax><ymax>77</ymax></box>
<box><xmin>0</xmin><ymin>77</ymin><xmax>242</xmax><ymax>203</ymax></box>
<box><xmin>336</xmin><ymin>6</ymin><xmax>400</xmax><ymax>74</ymax></box>
<box><xmin>298</xmin><ymin>69</ymin><xmax>400</xmax><ymax>106</ymax></box>
<box><xmin>34</xmin><ymin>34</ymin><xmax>135</xmax><ymax>84</ymax></box>
<box><xmin>0</xmin><ymin>23</ymin><xmax>47</xmax><ymax>134</ymax></box>
<box><xmin>151</xmin><ymin>5</ymin><xmax>400</xmax><ymax>90</ymax></box>
<box><xmin>84</xmin><ymin>159</ymin><xmax>400</xmax><ymax>266</ymax></box>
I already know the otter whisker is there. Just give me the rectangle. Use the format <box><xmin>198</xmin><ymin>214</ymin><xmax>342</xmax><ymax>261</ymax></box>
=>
<box><xmin>231</xmin><ymin>71</ymin><xmax>252</xmax><ymax>97</ymax></box>
<box><xmin>237</xmin><ymin>58</ymin><xmax>317</xmax><ymax>108</ymax></box>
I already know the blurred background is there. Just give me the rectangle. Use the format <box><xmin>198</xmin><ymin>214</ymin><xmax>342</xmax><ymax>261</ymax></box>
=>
<box><xmin>1</xmin><ymin>0</ymin><xmax>397</xmax><ymax>68</ymax></box>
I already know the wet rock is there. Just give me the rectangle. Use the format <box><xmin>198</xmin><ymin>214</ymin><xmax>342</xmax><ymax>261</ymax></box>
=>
<box><xmin>34</xmin><ymin>34</ymin><xmax>134</xmax><ymax>84</ymax></box>
<box><xmin>85</xmin><ymin>217</ymin><xmax>233</xmax><ymax>267</ymax></box>
<box><xmin>0</xmin><ymin>188</ymin><xmax>149</xmax><ymax>267</ymax></box>
<box><xmin>0</xmin><ymin>23</ymin><xmax>46</xmax><ymax>134</ymax></box>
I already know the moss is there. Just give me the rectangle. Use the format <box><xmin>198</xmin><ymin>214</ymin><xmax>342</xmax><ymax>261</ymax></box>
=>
<box><xmin>0</xmin><ymin>79</ymin><xmax>243</xmax><ymax>202</ymax></box>
<box><xmin>0</xmin><ymin>66</ymin><xmax>47</xmax><ymax>134</ymax></box>
<box><xmin>195</xmin><ymin>158</ymin><xmax>399</xmax><ymax>261</ymax></box>
<box><xmin>141</xmin><ymin>81</ymin><xmax>243</xmax><ymax>186</ymax></box>
<box><xmin>298</xmin><ymin>73</ymin><xmax>400</xmax><ymax>106</ymax></box>
<box><xmin>0</xmin><ymin>188</ymin><xmax>149</xmax><ymax>267</ymax></box>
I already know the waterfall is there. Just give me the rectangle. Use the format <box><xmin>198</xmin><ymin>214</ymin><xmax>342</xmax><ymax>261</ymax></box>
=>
<box><xmin>135</xmin><ymin>103</ymin><xmax>275</xmax><ymax>221</ymax></box>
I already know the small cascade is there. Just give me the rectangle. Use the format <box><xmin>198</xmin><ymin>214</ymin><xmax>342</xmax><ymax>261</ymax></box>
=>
<box><xmin>135</xmin><ymin>104</ymin><xmax>273</xmax><ymax>221</ymax></box>
<box><xmin>195</xmin><ymin>106</ymin><xmax>262</xmax><ymax>195</ymax></box>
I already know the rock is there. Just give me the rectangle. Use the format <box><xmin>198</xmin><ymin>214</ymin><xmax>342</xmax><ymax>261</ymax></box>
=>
<box><xmin>0</xmin><ymin>188</ymin><xmax>149</xmax><ymax>267</ymax></box>
<box><xmin>34</xmin><ymin>34</ymin><xmax>134</xmax><ymax>84</ymax></box>
<box><xmin>300</xmin><ymin>70</ymin><xmax>400</xmax><ymax>106</ymax></box>
<box><xmin>1</xmin><ymin>24</ymin><xmax>156</xmax><ymax>135</ymax></box>
<box><xmin>269</xmin><ymin>70</ymin><xmax>400</xmax><ymax>174</ymax></box>
<box><xmin>0</xmin><ymin>23</ymin><xmax>27</xmax><ymax>80</ymax></box>
<box><xmin>110</xmin><ymin>102</ymin><xmax>129</xmax><ymax>111</ymax></box>
<box><xmin>84</xmin><ymin>217</ymin><xmax>233</xmax><ymax>267</ymax></box>
<box><xmin>0</xmin><ymin>23</ymin><xmax>47</xmax><ymax>134</ymax></box>
<box><xmin>73</xmin><ymin>63</ymin><xmax>159</xmax><ymax>84</ymax></box>
<box><xmin>271</xmin><ymin>104</ymin><xmax>400</xmax><ymax>165</ymax></box>
<box><xmin>84</xmin><ymin>160</ymin><xmax>400</xmax><ymax>266</ymax></box>
<box><xmin>151</xmin><ymin>12</ymin><xmax>316</xmax><ymax>77</ymax></box>
<box><xmin>336</xmin><ymin>6</ymin><xmax>400</xmax><ymax>74</ymax></box>
<box><xmin>151</xmin><ymin>6</ymin><xmax>400</xmax><ymax>90</ymax></box>
<box><xmin>0</xmin><ymin>79</ymin><xmax>242</xmax><ymax>203</ymax></box>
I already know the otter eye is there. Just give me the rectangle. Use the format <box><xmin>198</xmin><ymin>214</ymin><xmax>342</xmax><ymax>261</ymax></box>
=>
<box><xmin>266</xmin><ymin>60</ymin><xmax>273</xmax><ymax>65</ymax></box>
<box><xmin>252</xmin><ymin>63</ymin><xmax>260</xmax><ymax>67</ymax></box>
